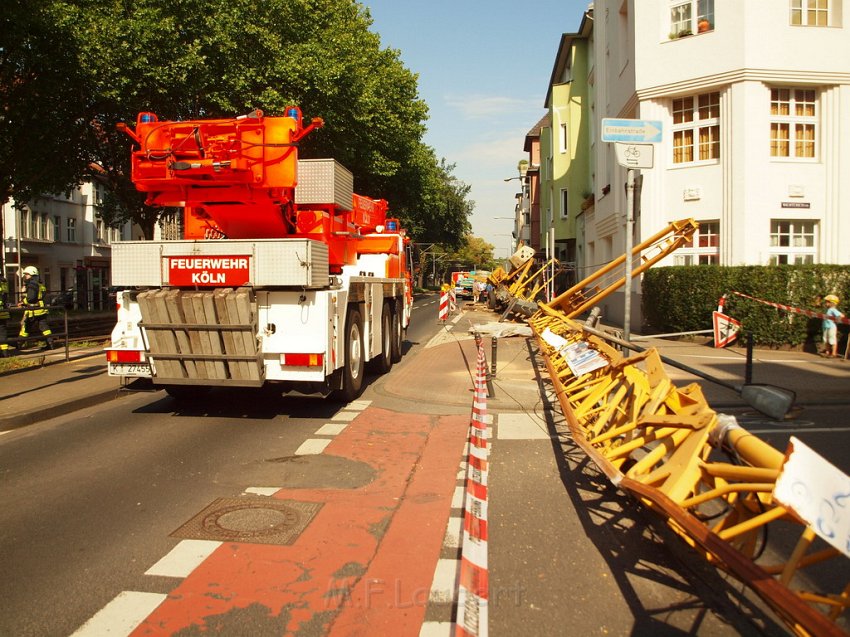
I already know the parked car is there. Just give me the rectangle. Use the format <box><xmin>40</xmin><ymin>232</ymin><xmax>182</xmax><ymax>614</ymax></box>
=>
<box><xmin>455</xmin><ymin>278</ymin><xmax>474</xmax><ymax>300</ymax></box>
<box><xmin>47</xmin><ymin>290</ymin><xmax>75</xmax><ymax>310</ymax></box>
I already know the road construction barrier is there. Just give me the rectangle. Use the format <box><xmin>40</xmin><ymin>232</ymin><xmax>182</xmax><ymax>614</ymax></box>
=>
<box><xmin>719</xmin><ymin>291</ymin><xmax>850</xmax><ymax>327</ymax></box>
<box><xmin>439</xmin><ymin>286</ymin><xmax>449</xmax><ymax>322</ymax></box>
<box><xmin>528</xmin><ymin>306</ymin><xmax>849</xmax><ymax>637</ymax></box>
<box><xmin>456</xmin><ymin>337</ymin><xmax>490</xmax><ymax>637</ymax></box>
<box><xmin>450</xmin><ymin>287</ymin><xmax>457</xmax><ymax>313</ymax></box>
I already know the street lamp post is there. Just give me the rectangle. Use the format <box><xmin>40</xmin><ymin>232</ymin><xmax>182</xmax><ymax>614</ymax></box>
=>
<box><xmin>503</xmin><ymin>159</ymin><xmax>530</xmax><ymax>260</ymax></box>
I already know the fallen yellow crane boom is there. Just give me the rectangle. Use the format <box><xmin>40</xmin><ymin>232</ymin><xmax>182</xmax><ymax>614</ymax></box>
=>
<box><xmin>529</xmin><ymin>312</ymin><xmax>849</xmax><ymax>636</ymax></box>
<box><xmin>540</xmin><ymin>218</ymin><xmax>698</xmax><ymax>319</ymax></box>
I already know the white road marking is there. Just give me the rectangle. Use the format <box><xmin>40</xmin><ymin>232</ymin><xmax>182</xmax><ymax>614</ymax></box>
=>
<box><xmin>347</xmin><ymin>399</ymin><xmax>372</xmax><ymax>411</ymax></box>
<box><xmin>330</xmin><ymin>410</ymin><xmax>360</xmax><ymax>422</ymax></box>
<box><xmin>451</xmin><ymin>485</ymin><xmax>465</xmax><ymax>509</ymax></box>
<box><xmin>420</xmin><ymin>621</ymin><xmax>453</xmax><ymax>637</ymax></box>
<box><xmin>145</xmin><ymin>539</ymin><xmax>222</xmax><ymax>578</ymax></box>
<box><xmin>295</xmin><ymin>438</ymin><xmax>332</xmax><ymax>455</ymax></box>
<box><xmin>428</xmin><ymin>558</ymin><xmax>460</xmax><ymax>603</ymax></box>
<box><xmin>71</xmin><ymin>591</ymin><xmax>167</xmax><ymax>636</ymax></box>
<box><xmin>443</xmin><ymin>515</ymin><xmax>464</xmax><ymax>549</ymax></box>
<box><xmin>245</xmin><ymin>487</ymin><xmax>280</xmax><ymax>496</ymax></box>
<box><xmin>315</xmin><ymin>423</ymin><xmax>348</xmax><ymax>436</ymax></box>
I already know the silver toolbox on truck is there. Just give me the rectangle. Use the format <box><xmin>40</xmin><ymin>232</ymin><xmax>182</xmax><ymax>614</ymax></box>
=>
<box><xmin>296</xmin><ymin>159</ymin><xmax>354</xmax><ymax>211</ymax></box>
<box><xmin>111</xmin><ymin>238</ymin><xmax>330</xmax><ymax>288</ymax></box>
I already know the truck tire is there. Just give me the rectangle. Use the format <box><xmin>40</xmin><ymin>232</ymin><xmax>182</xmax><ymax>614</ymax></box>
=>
<box><xmin>332</xmin><ymin>306</ymin><xmax>365</xmax><ymax>402</ymax></box>
<box><xmin>163</xmin><ymin>385</ymin><xmax>211</xmax><ymax>402</ymax></box>
<box><xmin>368</xmin><ymin>302</ymin><xmax>393</xmax><ymax>375</ymax></box>
<box><xmin>390</xmin><ymin>299</ymin><xmax>403</xmax><ymax>363</ymax></box>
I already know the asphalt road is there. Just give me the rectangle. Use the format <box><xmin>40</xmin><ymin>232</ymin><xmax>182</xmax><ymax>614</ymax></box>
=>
<box><xmin>1</xmin><ymin>293</ymin><xmax>845</xmax><ymax>636</ymax></box>
<box><xmin>0</xmin><ymin>294</ymin><xmax>451</xmax><ymax>637</ymax></box>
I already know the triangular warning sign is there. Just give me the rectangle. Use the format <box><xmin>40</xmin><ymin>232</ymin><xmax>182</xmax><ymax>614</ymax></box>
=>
<box><xmin>713</xmin><ymin>311</ymin><xmax>741</xmax><ymax>348</ymax></box>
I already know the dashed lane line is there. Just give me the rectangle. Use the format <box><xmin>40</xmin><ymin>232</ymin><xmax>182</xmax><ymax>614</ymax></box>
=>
<box><xmin>145</xmin><ymin>539</ymin><xmax>222</xmax><ymax>578</ymax></box>
<box><xmin>295</xmin><ymin>438</ymin><xmax>333</xmax><ymax>455</ymax></box>
<box><xmin>298</xmin><ymin>400</ymin><xmax>372</xmax><ymax>452</ymax></box>
<box><xmin>71</xmin><ymin>591</ymin><xmax>167</xmax><ymax>637</ymax></box>
<box><xmin>315</xmin><ymin>422</ymin><xmax>348</xmax><ymax>436</ymax></box>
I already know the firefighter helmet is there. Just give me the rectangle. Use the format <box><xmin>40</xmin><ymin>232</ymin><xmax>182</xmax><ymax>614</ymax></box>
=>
<box><xmin>22</xmin><ymin>266</ymin><xmax>39</xmax><ymax>276</ymax></box>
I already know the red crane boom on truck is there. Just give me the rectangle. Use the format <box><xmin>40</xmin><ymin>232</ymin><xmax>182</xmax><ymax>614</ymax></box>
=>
<box><xmin>106</xmin><ymin>108</ymin><xmax>413</xmax><ymax>402</ymax></box>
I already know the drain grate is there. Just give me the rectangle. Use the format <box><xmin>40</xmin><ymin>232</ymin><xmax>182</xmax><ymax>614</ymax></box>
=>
<box><xmin>171</xmin><ymin>497</ymin><xmax>323</xmax><ymax>546</ymax></box>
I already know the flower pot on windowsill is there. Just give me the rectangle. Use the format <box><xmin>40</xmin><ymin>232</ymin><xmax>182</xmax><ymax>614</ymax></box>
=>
<box><xmin>698</xmin><ymin>20</ymin><xmax>712</xmax><ymax>33</ymax></box>
<box><xmin>669</xmin><ymin>29</ymin><xmax>693</xmax><ymax>39</ymax></box>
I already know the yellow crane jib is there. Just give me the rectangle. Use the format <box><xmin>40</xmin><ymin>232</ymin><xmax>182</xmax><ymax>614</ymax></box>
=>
<box><xmin>528</xmin><ymin>291</ymin><xmax>848</xmax><ymax>637</ymax></box>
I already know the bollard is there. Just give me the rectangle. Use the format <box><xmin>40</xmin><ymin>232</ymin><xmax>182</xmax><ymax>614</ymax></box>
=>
<box><xmin>745</xmin><ymin>333</ymin><xmax>754</xmax><ymax>385</ymax></box>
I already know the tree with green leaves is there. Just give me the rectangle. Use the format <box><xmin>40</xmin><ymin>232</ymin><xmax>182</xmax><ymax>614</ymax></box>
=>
<box><xmin>3</xmin><ymin>0</ymin><xmax>473</xmax><ymax>243</ymax></box>
<box><xmin>416</xmin><ymin>236</ymin><xmax>495</xmax><ymax>287</ymax></box>
<box><xmin>0</xmin><ymin>1</ymin><xmax>93</xmax><ymax>265</ymax></box>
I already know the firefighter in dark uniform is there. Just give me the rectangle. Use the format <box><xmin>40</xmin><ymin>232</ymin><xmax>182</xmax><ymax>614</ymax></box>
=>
<box><xmin>0</xmin><ymin>275</ymin><xmax>10</xmax><ymax>356</ymax></box>
<box><xmin>18</xmin><ymin>266</ymin><xmax>54</xmax><ymax>350</ymax></box>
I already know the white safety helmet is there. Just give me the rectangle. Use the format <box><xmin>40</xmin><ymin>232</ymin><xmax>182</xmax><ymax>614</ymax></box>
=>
<box><xmin>22</xmin><ymin>266</ymin><xmax>39</xmax><ymax>276</ymax></box>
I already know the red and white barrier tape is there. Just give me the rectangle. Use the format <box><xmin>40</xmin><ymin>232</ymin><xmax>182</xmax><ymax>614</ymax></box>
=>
<box><xmin>456</xmin><ymin>341</ymin><xmax>489</xmax><ymax>637</ymax></box>
<box><xmin>719</xmin><ymin>291</ymin><xmax>850</xmax><ymax>325</ymax></box>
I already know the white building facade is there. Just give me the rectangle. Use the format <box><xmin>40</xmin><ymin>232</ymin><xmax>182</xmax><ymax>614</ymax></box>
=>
<box><xmin>2</xmin><ymin>182</ymin><xmax>134</xmax><ymax>309</ymax></box>
<box><xmin>583</xmin><ymin>0</ymin><xmax>850</xmax><ymax>327</ymax></box>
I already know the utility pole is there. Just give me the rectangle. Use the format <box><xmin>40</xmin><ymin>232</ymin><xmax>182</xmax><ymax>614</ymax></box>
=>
<box><xmin>624</xmin><ymin>169</ymin><xmax>635</xmax><ymax>343</ymax></box>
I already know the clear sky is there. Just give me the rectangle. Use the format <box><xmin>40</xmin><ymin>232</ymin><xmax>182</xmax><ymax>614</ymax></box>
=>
<box><xmin>360</xmin><ymin>0</ymin><xmax>590</xmax><ymax>258</ymax></box>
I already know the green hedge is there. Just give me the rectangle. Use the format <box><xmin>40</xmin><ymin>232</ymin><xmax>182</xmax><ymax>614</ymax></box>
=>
<box><xmin>642</xmin><ymin>265</ymin><xmax>850</xmax><ymax>347</ymax></box>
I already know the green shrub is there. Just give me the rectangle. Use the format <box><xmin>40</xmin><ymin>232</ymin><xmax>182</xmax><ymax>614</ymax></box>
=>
<box><xmin>642</xmin><ymin>265</ymin><xmax>850</xmax><ymax>347</ymax></box>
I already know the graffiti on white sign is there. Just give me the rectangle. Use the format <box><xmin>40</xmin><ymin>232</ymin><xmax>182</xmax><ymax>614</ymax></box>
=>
<box><xmin>773</xmin><ymin>437</ymin><xmax>850</xmax><ymax>558</ymax></box>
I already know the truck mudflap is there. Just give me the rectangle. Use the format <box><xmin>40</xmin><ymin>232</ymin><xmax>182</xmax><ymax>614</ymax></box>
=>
<box><xmin>137</xmin><ymin>287</ymin><xmax>264</xmax><ymax>387</ymax></box>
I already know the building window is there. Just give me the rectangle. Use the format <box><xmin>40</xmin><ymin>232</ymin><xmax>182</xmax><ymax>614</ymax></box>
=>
<box><xmin>96</xmin><ymin>219</ymin><xmax>104</xmax><ymax>243</ymax></box>
<box><xmin>672</xmin><ymin>92</ymin><xmax>720</xmax><ymax>164</ymax></box>
<box><xmin>770</xmin><ymin>88</ymin><xmax>817</xmax><ymax>159</ymax></box>
<box><xmin>790</xmin><ymin>0</ymin><xmax>834</xmax><ymax>26</ymax></box>
<box><xmin>769</xmin><ymin>219</ymin><xmax>817</xmax><ymax>264</ymax></box>
<box><xmin>53</xmin><ymin>216</ymin><xmax>61</xmax><ymax>242</ymax></box>
<box><xmin>670</xmin><ymin>0</ymin><xmax>714</xmax><ymax>37</ymax></box>
<box><xmin>40</xmin><ymin>214</ymin><xmax>48</xmax><ymax>240</ymax></box>
<box><xmin>675</xmin><ymin>220</ymin><xmax>719</xmax><ymax>265</ymax></box>
<box><xmin>559</xmin><ymin>123</ymin><xmax>568</xmax><ymax>154</ymax></box>
<box><xmin>66</xmin><ymin>217</ymin><xmax>76</xmax><ymax>243</ymax></box>
<box><xmin>560</xmin><ymin>188</ymin><xmax>569</xmax><ymax>219</ymax></box>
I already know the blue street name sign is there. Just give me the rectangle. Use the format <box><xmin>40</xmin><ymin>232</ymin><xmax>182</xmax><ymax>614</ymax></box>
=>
<box><xmin>601</xmin><ymin>118</ymin><xmax>663</xmax><ymax>143</ymax></box>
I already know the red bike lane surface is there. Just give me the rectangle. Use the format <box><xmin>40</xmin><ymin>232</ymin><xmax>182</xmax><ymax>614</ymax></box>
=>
<box><xmin>131</xmin><ymin>407</ymin><xmax>469</xmax><ymax>637</ymax></box>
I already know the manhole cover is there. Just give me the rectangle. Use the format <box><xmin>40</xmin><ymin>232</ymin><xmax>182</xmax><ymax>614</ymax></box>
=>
<box><xmin>171</xmin><ymin>497</ymin><xmax>323</xmax><ymax>545</ymax></box>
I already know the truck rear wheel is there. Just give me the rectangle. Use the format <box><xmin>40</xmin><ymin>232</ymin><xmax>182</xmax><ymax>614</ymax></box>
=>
<box><xmin>390</xmin><ymin>299</ymin><xmax>403</xmax><ymax>363</ymax></box>
<box><xmin>332</xmin><ymin>306</ymin><xmax>365</xmax><ymax>402</ymax></box>
<box><xmin>368</xmin><ymin>302</ymin><xmax>393</xmax><ymax>375</ymax></box>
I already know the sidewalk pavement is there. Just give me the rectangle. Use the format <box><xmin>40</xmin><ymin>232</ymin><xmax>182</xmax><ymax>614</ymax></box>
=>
<box><xmin>2</xmin><ymin>304</ymin><xmax>848</xmax><ymax>432</ymax></box>
<box><xmin>0</xmin><ymin>345</ymin><xmax>126</xmax><ymax>431</ymax></box>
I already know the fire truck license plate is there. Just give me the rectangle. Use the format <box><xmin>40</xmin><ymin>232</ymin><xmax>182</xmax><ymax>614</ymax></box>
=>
<box><xmin>109</xmin><ymin>363</ymin><xmax>151</xmax><ymax>377</ymax></box>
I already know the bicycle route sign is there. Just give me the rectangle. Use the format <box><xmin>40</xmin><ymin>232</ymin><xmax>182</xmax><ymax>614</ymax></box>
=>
<box><xmin>614</xmin><ymin>143</ymin><xmax>654</xmax><ymax>169</ymax></box>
